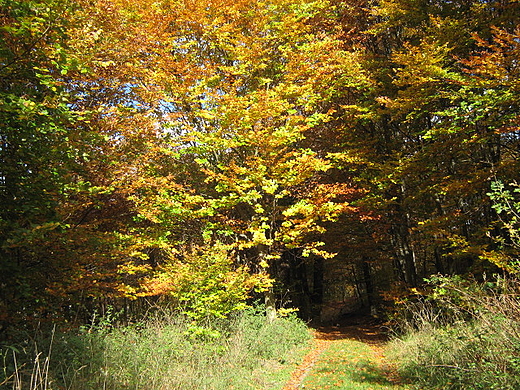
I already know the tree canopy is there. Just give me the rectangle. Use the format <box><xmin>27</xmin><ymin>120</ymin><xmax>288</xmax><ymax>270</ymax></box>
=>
<box><xmin>1</xmin><ymin>0</ymin><xmax>520</xmax><ymax>332</ymax></box>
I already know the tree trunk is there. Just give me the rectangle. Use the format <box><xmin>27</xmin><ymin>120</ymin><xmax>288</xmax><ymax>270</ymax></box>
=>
<box><xmin>265</xmin><ymin>286</ymin><xmax>277</xmax><ymax>323</ymax></box>
<box><xmin>362</xmin><ymin>258</ymin><xmax>375</xmax><ymax>315</ymax></box>
<box><xmin>390</xmin><ymin>182</ymin><xmax>418</xmax><ymax>286</ymax></box>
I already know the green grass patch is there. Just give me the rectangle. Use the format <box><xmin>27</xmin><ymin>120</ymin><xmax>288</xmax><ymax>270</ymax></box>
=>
<box><xmin>388</xmin><ymin>317</ymin><xmax>520</xmax><ymax>390</ymax></box>
<box><xmin>388</xmin><ymin>276</ymin><xmax>520</xmax><ymax>389</ymax></box>
<box><xmin>303</xmin><ymin>339</ymin><xmax>410</xmax><ymax>390</ymax></box>
<box><xmin>0</xmin><ymin>308</ymin><xmax>312</xmax><ymax>390</ymax></box>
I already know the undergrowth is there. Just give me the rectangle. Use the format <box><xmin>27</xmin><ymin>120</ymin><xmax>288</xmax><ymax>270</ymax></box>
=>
<box><xmin>388</xmin><ymin>275</ymin><xmax>520</xmax><ymax>390</ymax></box>
<box><xmin>0</xmin><ymin>306</ymin><xmax>311</xmax><ymax>390</ymax></box>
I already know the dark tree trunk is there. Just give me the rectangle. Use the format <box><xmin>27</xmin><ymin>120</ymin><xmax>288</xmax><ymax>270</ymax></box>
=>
<box><xmin>362</xmin><ymin>258</ymin><xmax>374</xmax><ymax>310</ymax></box>
<box><xmin>391</xmin><ymin>221</ymin><xmax>418</xmax><ymax>286</ymax></box>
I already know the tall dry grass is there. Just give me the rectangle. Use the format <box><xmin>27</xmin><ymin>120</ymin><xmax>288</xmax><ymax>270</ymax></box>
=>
<box><xmin>389</xmin><ymin>275</ymin><xmax>520</xmax><ymax>389</ymax></box>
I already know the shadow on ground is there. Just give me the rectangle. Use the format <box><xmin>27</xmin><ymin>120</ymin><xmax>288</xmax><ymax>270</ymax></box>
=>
<box><xmin>315</xmin><ymin>315</ymin><xmax>389</xmax><ymax>344</ymax></box>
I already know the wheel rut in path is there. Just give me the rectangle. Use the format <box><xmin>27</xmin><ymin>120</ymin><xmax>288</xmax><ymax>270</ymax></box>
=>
<box><xmin>282</xmin><ymin>318</ymin><xmax>396</xmax><ymax>390</ymax></box>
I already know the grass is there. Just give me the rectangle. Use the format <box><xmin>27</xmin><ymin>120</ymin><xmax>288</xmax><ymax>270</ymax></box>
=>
<box><xmin>388</xmin><ymin>316</ymin><xmax>520</xmax><ymax>390</ymax></box>
<box><xmin>0</xmin><ymin>307</ymin><xmax>312</xmax><ymax>390</ymax></box>
<box><xmin>302</xmin><ymin>339</ymin><xmax>410</xmax><ymax>390</ymax></box>
<box><xmin>9</xmin><ymin>275</ymin><xmax>520</xmax><ymax>390</ymax></box>
<box><xmin>387</xmin><ymin>276</ymin><xmax>520</xmax><ymax>390</ymax></box>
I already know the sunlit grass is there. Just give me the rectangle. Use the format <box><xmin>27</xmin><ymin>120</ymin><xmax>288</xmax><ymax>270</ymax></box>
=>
<box><xmin>303</xmin><ymin>339</ymin><xmax>410</xmax><ymax>390</ymax></box>
<box><xmin>0</xmin><ymin>309</ymin><xmax>312</xmax><ymax>390</ymax></box>
<box><xmin>388</xmin><ymin>276</ymin><xmax>520</xmax><ymax>389</ymax></box>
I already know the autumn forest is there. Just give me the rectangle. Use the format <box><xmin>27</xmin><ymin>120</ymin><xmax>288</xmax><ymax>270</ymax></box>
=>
<box><xmin>2</xmin><ymin>0</ymin><xmax>520</xmax><ymax>348</ymax></box>
<box><xmin>0</xmin><ymin>0</ymin><xmax>520</xmax><ymax>329</ymax></box>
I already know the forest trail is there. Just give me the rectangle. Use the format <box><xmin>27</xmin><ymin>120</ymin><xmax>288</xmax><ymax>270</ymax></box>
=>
<box><xmin>282</xmin><ymin>317</ymin><xmax>405</xmax><ymax>390</ymax></box>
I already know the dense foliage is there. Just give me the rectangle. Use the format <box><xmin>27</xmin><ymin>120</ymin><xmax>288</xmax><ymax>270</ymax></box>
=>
<box><xmin>1</xmin><ymin>0</ymin><xmax>520</xmax><ymax>333</ymax></box>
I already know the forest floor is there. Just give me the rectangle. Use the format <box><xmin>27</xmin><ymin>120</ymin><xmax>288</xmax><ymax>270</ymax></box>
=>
<box><xmin>282</xmin><ymin>316</ymin><xmax>410</xmax><ymax>390</ymax></box>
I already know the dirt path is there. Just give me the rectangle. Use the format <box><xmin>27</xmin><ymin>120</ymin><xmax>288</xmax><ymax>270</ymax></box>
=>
<box><xmin>282</xmin><ymin>318</ymin><xmax>399</xmax><ymax>390</ymax></box>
